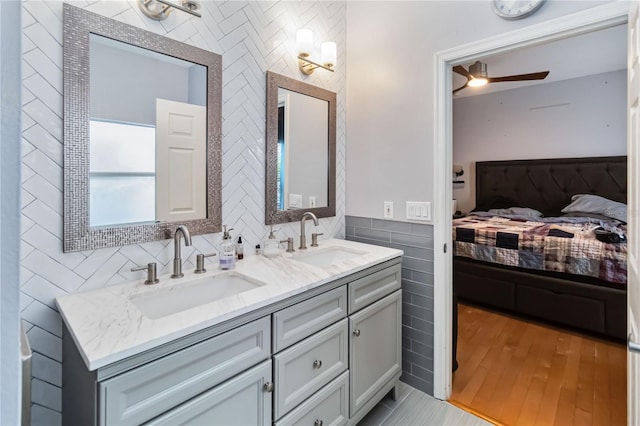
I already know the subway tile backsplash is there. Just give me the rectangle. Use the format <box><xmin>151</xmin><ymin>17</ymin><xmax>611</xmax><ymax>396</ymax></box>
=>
<box><xmin>345</xmin><ymin>215</ymin><xmax>435</xmax><ymax>395</ymax></box>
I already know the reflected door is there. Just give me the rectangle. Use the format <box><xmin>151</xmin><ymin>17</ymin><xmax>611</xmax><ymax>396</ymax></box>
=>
<box><xmin>155</xmin><ymin>98</ymin><xmax>207</xmax><ymax>223</ymax></box>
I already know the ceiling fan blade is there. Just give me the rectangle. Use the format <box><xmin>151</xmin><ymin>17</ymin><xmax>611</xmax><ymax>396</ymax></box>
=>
<box><xmin>487</xmin><ymin>71</ymin><xmax>550</xmax><ymax>83</ymax></box>
<box><xmin>453</xmin><ymin>65</ymin><xmax>472</xmax><ymax>78</ymax></box>
<box><xmin>452</xmin><ymin>84</ymin><xmax>468</xmax><ymax>95</ymax></box>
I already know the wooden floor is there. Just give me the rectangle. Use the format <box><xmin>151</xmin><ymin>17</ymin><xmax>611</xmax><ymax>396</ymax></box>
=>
<box><xmin>449</xmin><ymin>304</ymin><xmax>627</xmax><ymax>426</ymax></box>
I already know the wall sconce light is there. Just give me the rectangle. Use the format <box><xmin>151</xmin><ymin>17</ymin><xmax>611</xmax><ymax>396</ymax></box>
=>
<box><xmin>296</xmin><ymin>29</ymin><xmax>336</xmax><ymax>75</ymax></box>
<box><xmin>138</xmin><ymin>0</ymin><xmax>201</xmax><ymax>20</ymax></box>
<box><xmin>453</xmin><ymin>164</ymin><xmax>465</xmax><ymax>184</ymax></box>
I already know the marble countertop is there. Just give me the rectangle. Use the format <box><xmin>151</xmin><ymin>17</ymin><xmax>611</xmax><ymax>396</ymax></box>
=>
<box><xmin>56</xmin><ymin>238</ymin><xmax>403</xmax><ymax>371</ymax></box>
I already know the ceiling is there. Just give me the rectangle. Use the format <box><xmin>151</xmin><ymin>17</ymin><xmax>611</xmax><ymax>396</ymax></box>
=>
<box><xmin>452</xmin><ymin>23</ymin><xmax>627</xmax><ymax>98</ymax></box>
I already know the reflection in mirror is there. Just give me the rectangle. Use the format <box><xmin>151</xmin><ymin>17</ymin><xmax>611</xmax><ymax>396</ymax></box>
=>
<box><xmin>89</xmin><ymin>34</ymin><xmax>207</xmax><ymax>227</ymax></box>
<box><xmin>63</xmin><ymin>4</ymin><xmax>222</xmax><ymax>252</ymax></box>
<box><xmin>277</xmin><ymin>88</ymin><xmax>329</xmax><ymax>210</ymax></box>
<box><xmin>265</xmin><ymin>71</ymin><xmax>336</xmax><ymax>224</ymax></box>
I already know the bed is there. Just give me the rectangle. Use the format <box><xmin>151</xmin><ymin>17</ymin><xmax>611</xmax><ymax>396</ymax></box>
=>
<box><xmin>453</xmin><ymin>156</ymin><xmax>627</xmax><ymax>340</ymax></box>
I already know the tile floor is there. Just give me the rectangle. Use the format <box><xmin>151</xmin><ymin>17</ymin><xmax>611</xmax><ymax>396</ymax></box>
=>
<box><xmin>358</xmin><ymin>381</ymin><xmax>492</xmax><ymax>426</ymax></box>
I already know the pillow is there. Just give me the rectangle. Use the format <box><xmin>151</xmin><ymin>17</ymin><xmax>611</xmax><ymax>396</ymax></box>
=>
<box><xmin>472</xmin><ymin>196</ymin><xmax>517</xmax><ymax>212</ymax></box>
<box><xmin>561</xmin><ymin>194</ymin><xmax>627</xmax><ymax>222</ymax></box>
<box><xmin>488</xmin><ymin>207</ymin><xmax>543</xmax><ymax>218</ymax></box>
<box><xmin>562</xmin><ymin>211</ymin><xmax>624</xmax><ymax>223</ymax></box>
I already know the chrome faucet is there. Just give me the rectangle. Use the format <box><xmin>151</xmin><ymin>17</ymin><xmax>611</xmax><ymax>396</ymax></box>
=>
<box><xmin>171</xmin><ymin>225</ymin><xmax>192</xmax><ymax>278</ymax></box>
<box><xmin>299</xmin><ymin>212</ymin><xmax>319</xmax><ymax>250</ymax></box>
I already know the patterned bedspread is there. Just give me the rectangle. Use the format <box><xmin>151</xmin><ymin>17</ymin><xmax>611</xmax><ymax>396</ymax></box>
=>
<box><xmin>453</xmin><ymin>215</ymin><xmax>627</xmax><ymax>286</ymax></box>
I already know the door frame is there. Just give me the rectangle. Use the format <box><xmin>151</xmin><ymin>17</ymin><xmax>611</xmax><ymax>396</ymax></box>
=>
<box><xmin>432</xmin><ymin>1</ymin><xmax>629</xmax><ymax>400</ymax></box>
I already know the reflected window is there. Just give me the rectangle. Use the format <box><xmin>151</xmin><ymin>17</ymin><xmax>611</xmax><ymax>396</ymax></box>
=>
<box><xmin>89</xmin><ymin>119</ymin><xmax>156</xmax><ymax>226</ymax></box>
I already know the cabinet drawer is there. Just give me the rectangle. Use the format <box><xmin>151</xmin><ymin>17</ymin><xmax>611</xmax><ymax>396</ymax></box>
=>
<box><xmin>517</xmin><ymin>285</ymin><xmax>606</xmax><ymax>334</ymax></box>
<box><xmin>273</xmin><ymin>319</ymin><xmax>348</xmax><ymax>419</ymax></box>
<box><xmin>275</xmin><ymin>371</ymin><xmax>348</xmax><ymax>426</ymax></box>
<box><xmin>348</xmin><ymin>264</ymin><xmax>401</xmax><ymax>314</ymax></box>
<box><xmin>273</xmin><ymin>286</ymin><xmax>347</xmax><ymax>352</ymax></box>
<box><xmin>100</xmin><ymin>316</ymin><xmax>270</xmax><ymax>426</ymax></box>
<box><xmin>146</xmin><ymin>360</ymin><xmax>272</xmax><ymax>426</ymax></box>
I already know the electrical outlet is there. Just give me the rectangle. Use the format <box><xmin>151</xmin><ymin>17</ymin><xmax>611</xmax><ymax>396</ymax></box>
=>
<box><xmin>384</xmin><ymin>201</ymin><xmax>394</xmax><ymax>219</ymax></box>
<box><xmin>309</xmin><ymin>196</ymin><xmax>317</xmax><ymax>208</ymax></box>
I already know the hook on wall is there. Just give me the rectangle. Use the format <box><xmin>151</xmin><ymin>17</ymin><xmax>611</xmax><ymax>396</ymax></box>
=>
<box><xmin>137</xmin><ymin>0</ymin><xmax>201</xmax><ymax>20</ymax></box>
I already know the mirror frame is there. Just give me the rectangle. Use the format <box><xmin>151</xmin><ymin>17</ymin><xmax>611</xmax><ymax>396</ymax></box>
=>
<box><xmin>62</xmin><ymin>4</ymin><xmax>222</xmax><ymax>252</ymax></box>
<box><xmin>265</xmin><ymin>71</ymin><xmax>336</xmax><ymax>224</ymax></box>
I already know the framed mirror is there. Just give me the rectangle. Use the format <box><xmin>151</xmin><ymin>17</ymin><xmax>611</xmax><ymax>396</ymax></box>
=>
<box><xmin>63</xmin><ymin>4</ymin><xmax>222</xmax><ymax>252</ymax></box>
<box><xmin>265</xmin><ymin>71</ymin><xmax>336</xmax><ymax>224</ymax></box>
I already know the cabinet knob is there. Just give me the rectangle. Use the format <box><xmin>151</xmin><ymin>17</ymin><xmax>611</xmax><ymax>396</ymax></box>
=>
<box><xmin>263</xmin><ymin>382</ymin><xmax>274</xmax><ymax>393</ymax></box>
<box><xmin>353</xmin><ymin>329</ymin><xmax>361</xmax><ymax>337</ymax></box>
<box><xmin>314</xmin><ymin>420</ymin><xmax>323</xmax><ymax>426</ymax></box>
<box><xmin>312</xmin><ymin>359</ymin><xmax>322</xmax><ymax>369</ymax></box>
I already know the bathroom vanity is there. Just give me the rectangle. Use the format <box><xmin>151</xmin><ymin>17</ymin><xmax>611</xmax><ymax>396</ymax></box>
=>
<box><xmin>57</xmin><ymin>239</ymin><xmax>402</xmax><ymax>425</ymax></box>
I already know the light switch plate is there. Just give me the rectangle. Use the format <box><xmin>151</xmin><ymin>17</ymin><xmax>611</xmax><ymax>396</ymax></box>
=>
<box><xmin>384</xmin><ymin>201</ymin><xmax>394</xmax><ymax>219</ymax></box>
<box><xmin>406</xmin><ymin>201</ymin><xmax>431</xmax><ymax>221</ymax></box>
<box><xmin>289</xmin><ymin>193</ymin><xmax>302</xmax><ymax>208</ymax></box>
<box><xmin>309</xmin><ymin>196</ymin><xmax>316</xmax><ymax>208</ymax></box>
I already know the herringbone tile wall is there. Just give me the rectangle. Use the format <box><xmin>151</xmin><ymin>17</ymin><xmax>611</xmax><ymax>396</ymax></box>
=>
<box><xmin>21</xmin><ymin>1</ymin><xmax>346</xmax><ymax>423</ymax></box>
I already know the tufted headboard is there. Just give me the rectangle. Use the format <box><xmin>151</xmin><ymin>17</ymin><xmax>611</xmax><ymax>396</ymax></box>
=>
<box><xmin>475</xmin><ymin>156</ymin><xmax>627</xmax><ymax>217</ymax></box>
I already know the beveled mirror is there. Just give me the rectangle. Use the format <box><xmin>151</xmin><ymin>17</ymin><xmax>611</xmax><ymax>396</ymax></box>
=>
<box><xmin>63</xmin><ymin>4</ymin><xmax>222</xmax><ymax>252</ymax></box>
<box><xmin>265</xmin><ymin>71</ymin><xmax>336</xmax><ymax>224</ymax></box>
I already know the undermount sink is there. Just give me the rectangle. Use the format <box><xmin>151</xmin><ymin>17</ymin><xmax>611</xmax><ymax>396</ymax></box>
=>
<box><xmin>294</xmin><ymin>247</ymin><xmax>366</xmax><ymax>268</ymax></box>
<box><xmin>131</xmin><ymin>272</ymin><xmax>266</xmax><ymax>320</ymax></box>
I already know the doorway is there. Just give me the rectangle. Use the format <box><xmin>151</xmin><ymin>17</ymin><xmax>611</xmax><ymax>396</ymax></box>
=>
<box><xmin>432</xmin><ymin>0</ymin><xmax>629</xmax><ymax>402</ymax></box>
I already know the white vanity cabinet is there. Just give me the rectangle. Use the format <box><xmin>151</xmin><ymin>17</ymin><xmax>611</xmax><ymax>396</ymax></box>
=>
<box><xmin>61</xmin><ymin>257</ymin><xmax>402</xmax><ymax>426</ymax></box>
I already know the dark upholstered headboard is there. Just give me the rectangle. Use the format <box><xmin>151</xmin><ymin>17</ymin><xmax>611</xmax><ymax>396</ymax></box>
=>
<box><xmin>475</xmin><ymin>156</ymin><xmax>627</xmax><ymax>217</ymax></box>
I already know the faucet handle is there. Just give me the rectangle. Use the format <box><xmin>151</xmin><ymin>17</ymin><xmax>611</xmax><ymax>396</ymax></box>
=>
<box><xmin>195</xmin><ymin>253</ymin><xmax>217</xmax><ymax>274</ymax></box>
<box><xmin>131</xmin><ymin>262</ymin><xmax>159</xmax><ymax>285</ymax></box>
<box><xmin>311</xmin><ymin>233</ymin><xmax>324</xmax><ymax>247</ymax></box>
<box><xmin>280</xmin><ymin>237</ymin><xmax>295</xmax><ymax>253</ymax></box>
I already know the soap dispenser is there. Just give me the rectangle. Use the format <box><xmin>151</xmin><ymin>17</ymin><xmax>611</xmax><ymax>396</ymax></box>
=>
<box><xmin>263</xmin><ymin>226</ymin><xmax>281</xmax><ymax>258</ymax></box>
<box><xmin>219</xmin><ymin>225</ymin><xmax>236</xmax><ymax>270</ymax></box>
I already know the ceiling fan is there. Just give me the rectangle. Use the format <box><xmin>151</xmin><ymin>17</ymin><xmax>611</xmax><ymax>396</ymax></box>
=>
<box><xmin>453</xmin><ymin>61</ymin><xmax>550</xmax><ymax>94</ymax></box>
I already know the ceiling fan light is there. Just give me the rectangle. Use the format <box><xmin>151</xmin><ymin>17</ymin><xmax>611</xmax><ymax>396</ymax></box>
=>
<box><xmin>467</xmin><ymin>77</ymin><xmax>488</xmax><ymax>87</ymax></box>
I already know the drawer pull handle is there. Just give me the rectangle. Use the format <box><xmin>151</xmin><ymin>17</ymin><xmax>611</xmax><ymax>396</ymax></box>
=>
<box><xmin>353</xmin><ymin>329</ymin><xmax>361</xmax><ymax>337</ymax></box>
<box><xmin>314</xmin><ymin>420</ymin><xmax>323</xmax><ymax>426</ymax></box>
<box><xmin>263</xmin><ymin>382</ymin><xmax>274</xmax><ymax>393</ymax></box>
<box><xmin>313</xmin><ymin>359</ymin><xmax>322</xmax><ymax>369</ymax></box>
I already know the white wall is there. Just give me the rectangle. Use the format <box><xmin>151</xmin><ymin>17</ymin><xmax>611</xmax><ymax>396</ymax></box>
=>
<box><xmin>286</xmin><ymin>89</ymin><xmax>329</xmax><ymax>208</ymax></box>
<box><xmin>1</xmin><ymin>2</ymin><xmax>23</xmax><ymax>425</ymax></box>
<box><xmin>453</xmin><ymin>69</ymin><xmax>627</xmax><ymax>213</ymax></box>
<box><xmin>345</xmin><ymin>0</ymin><xmax>614</xmax><ymax>221</ymax></box>
<box><xmin>21</xmin><ymin>1</ymin><xmax>345</xmax><ymax>423</ymax></box>
<box><xmin>90</xmin><ymin>39</ymin><xmax>194</xmax><ymax>125</ymax></box>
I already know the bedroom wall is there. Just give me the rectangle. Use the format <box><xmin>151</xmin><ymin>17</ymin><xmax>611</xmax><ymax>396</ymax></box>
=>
<box><xmin>20</xmin><ymin>1</ymin><xmax>345</xmax><ymax>423</ymax></box>
<box><xmin>453</xmin><ymin>69</ymin><xmax>627</xmax><ymax>213</ymax></box>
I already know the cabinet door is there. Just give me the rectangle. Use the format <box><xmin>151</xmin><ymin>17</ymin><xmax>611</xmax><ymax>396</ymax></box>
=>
<box><xmin>349</xmin><ymin>290</ymin><xmax>401</xmax><ymax>417</ymax></box>
<box><xmin>145</xmin><ymin>360</ymin><xmax>272</xmax><ymax>426</ymax></box>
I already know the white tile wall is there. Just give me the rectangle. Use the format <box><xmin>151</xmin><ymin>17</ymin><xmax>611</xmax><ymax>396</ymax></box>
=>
<box><xmin>21</xmin><ymin>1</ymin><xmax>346</xmax><ymax>423</ymax></box>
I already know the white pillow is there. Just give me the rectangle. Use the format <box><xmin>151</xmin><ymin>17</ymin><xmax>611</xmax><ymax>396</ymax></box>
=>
<box><xmin>561</xmin><ymin>194</ymin><xmax>627</xmax><ymax>222</ymax></box>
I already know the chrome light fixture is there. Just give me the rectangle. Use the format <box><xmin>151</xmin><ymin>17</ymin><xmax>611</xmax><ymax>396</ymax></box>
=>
<box><xmin>466</xmin><ymin>61</ymin><xmax>488</xmax><ymax>87</ymax></box>
<box><xmin>138</xmin><ymin>0</ymin><xmax>201</xmax><ymax>20</ymax></box>
<box><xmin>296</xmin><ymin>29</ymin><xmax>336</xmax><ymax>75</ymax></box>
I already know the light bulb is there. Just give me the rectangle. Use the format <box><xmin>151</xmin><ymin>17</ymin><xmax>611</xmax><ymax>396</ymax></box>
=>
<box><xmin>296</xmin><ymin>29</ymin><xmax>313</xmax><ymax>57</ymax></box>
<box><xmin>321</xmin><ymin>41</ymin><xmax>336</xmax><ymax>67</ymax></box>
